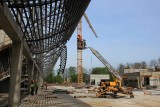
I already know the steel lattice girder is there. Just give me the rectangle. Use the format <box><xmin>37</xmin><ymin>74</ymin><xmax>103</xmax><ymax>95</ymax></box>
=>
<box><xmin>35</xmin><ymin>44</ymin><xmax>65</xmax><ymax>76</ymax></box>
<box><xmin>1</xmin><ymin>0</ymin><xmax>91</xmax><ymax>75</ymax></box>
<box><xmin>2</xmin><ymin>0</ymin><xmax>91</xmax><ymax>54</ymax></box>
<box><xmin>58</xmin><ymin>45</ymin><xmax>67</xmax><ymax>74</ymax></box>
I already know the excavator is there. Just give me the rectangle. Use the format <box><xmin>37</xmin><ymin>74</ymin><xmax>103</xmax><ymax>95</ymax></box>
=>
<box><xmin>88</xmin><ymin>47</ymin><xmax>134</xmax><ymax>98</ymax></box>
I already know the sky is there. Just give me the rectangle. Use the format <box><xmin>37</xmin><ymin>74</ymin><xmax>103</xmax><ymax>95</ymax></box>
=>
<box><xmin>55</xmin><ymin>0</ymin><xmax>160</xmax><ymax>71</ymax></box>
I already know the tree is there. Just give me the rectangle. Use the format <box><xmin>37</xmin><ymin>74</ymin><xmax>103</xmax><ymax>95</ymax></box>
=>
<box><xmin>117</xmin><ymin>63</ymin><xmax>125</xmax><ymax>76</ymax></box>
<box><xmin>141</xmin><ymin>61</ymin><xmax>147</xmax><ymax>69</ymax></box>
<box><xmin>68</xmin><ymin>66</ymin><xmax>77</xmax><ymax>82</ymax></box>
<box><xmin>150</xmin><ymin>59</ymin><xmax>158</xmax><ymax>67</ymax></box>
<box><xmin>133</xmin><ymin>62</ymin><xmax>141</xmax><ymax>69</ymax></box>
<box><xmin>91</xmin><ymin>67</ymin><xmax>109</xmax><ymax>74</ymax></box>
<box><xmin>65</xmin><ymin>66</ymin><xmax>89</xmax><ymax>83</ymax></box>
<box><xmin>158</xmin><ymin>57</ymin><xmax>160</xmax><ymax>65</ymax></box>
<box><xmin>45</xmin><ymin>73</ymin><xmax>54</xmax><ymax>83</ymax></box>
<box><xmin>91</xmin><ymin>67</ymin><xmax>114</xmax><ymax>81</ymax></box>
<box><xmin>125</xmin><ymin>63</ymin><xmax>131</xmax><ymax>69</ymax></box>
<box><xmin>54</xmin><ymin>74</ymin><xmax>63</xmax><ymax>84</ymax></box>
<box><xmin>68</xmin><ymin>66</ymin><xmax>76</xmax><ymax>76</ymax></box>
<box><xmin>83</xmin><ymin>73</ymin><xmax>90</xmax><ymax>84</ymax></box>
<box><xmin>70</xmin><ymin>74</ymin><xmax>77</xmax><ymax>82</ymax></box>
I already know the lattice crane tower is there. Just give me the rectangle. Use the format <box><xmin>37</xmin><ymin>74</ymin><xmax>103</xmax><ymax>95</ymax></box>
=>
<box><xmin>77</xmin><ymin>13</ymin><xmax>98</xmax><ymax>87</ymax></box>
<box><xmin>77</xmin><ymin>19</ymin><xmax>83</xmax><ymax>87</ymax></box>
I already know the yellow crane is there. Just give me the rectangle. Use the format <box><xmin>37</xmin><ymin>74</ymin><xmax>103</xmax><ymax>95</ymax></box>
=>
<box><xmin>89</xmin><ymin>47</ymin><xmax>134</xmax><ymax>98</ymax></box>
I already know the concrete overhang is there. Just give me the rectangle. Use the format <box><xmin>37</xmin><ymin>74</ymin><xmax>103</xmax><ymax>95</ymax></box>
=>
<box><xmin>0</xmin><ymin>3</ymin><xmax>43</xmax><ymax>77</ymax></box>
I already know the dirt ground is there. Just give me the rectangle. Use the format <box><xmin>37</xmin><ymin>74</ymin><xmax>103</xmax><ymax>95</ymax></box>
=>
<box><xmin>52</xmin><ymin>86</ymin><xmax>160</xmax><ymax>107</ymax></box>
<box><xmin>73</xmin><ymin>90</ymin><xmax>160</xmax><ymax>107</ymax></box>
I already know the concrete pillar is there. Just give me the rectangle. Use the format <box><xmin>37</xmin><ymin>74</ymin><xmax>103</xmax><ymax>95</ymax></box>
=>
<box><xmin>33</xmin><ymin>69</ymin><xmax>37</xmax><ymax>79</ymax></box>
<box><xmin>139</xmin><ymin>77</ymin><xmax>143</xmax><ymax>89</ymax></box>
<box><xmin>38</xmin><ymin>72</ymin><xmax>43</xmax><ymax>88</ymax></box>
<box><xmin>137</xmin><ymin>76</ymin><xmax>140</xmax><ymax>89</ymax></box>
<box><xmin>40</xmin><ymin>74</ymin><xmax>43</xmax><ymax>87</ymax></box>
<box><xmin>8</xmin><ymin>42</ymin><xmax>23</xmax><ymax>107</ymax></box>
<box><xmin>27</xmin><ymin>61</ymin><xmax>34</xmax><ymax>93</ymax></box>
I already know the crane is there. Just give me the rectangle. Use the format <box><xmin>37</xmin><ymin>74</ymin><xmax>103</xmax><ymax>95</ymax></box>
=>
<box><xmin>77</xmin><ymin>13</ymin><xmax>97</xmax><ymax>87</ymax></box>
<box><xmin>88</xmin><ymin>47</ymin><xmax>134</xmax><ymax>98</ymax></box>
<box><xmin>89</xmin><ymin>47</ymin><xmax>122</xmax><ymax>80</ymax></box>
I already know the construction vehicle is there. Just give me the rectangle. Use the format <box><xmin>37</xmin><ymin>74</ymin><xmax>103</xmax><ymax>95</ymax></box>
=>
<box><xmin>88</xmin><ymin>47</ymin><xmax>134</xmax><ymax>98</ymax></box>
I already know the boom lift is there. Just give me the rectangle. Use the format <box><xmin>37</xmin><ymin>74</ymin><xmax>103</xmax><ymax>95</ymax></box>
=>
<box><xmin>89</xmin><ymin>47</ymin><xmax>134</xmax><ymax>98</ymax></box>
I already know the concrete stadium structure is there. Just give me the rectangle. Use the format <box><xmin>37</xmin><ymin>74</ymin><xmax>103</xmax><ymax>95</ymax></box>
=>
<box><xmin>0</xmin><ymin>0</ymin><xmax>91</xmax><ymax>106</ymax></box>
<box><xmin>123</xmin><ymin>69</ymin><xmax>160</xmax><ymax>88</ymax></box>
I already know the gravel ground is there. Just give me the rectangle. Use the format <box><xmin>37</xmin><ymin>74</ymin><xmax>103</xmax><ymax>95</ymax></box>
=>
<box><xmin>73</xmin><ymin>90</ymin><xmax>160</xmax><ymax>107</ymax></box>
<box><xmin>51</xmin><ymin>86</ymin><xmax>160</xmax><ymax>107</ymax></box>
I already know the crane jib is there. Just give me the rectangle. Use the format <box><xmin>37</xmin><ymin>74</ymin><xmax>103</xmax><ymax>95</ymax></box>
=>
<box><xmin>89</xmin><ymin>47</ymin><xmax>122</xmax><ymax>80</ymax></box>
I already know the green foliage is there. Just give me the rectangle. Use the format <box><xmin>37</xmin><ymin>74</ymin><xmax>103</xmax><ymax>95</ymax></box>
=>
<box><xmin>123</xmin><ymin>61</ymin><xmax>148</xmax><ymax>69</ymax></box>
<box><xmin>70</xmin><ymin>74</ymin><xmax>77</xmax><ymax>82</ymax></box>
<box><xmin>125</xmin><ymin>63</ymin><xmax>130</xmax><ymax>69</ymax></box>
<box><xmin>45</xmin><ymin>73</ymin><xmax>63</xmax><ymax>84</ymax></box>
<box><xmin>83</xmin><ymin>73</ymin><xmax>90</xmax><ymax>84</ymax></box>
<box><xmin>141</xmin><ymin>61</ymin><xmax>147</xmax><ymax>69</ymax></box>
<box><xmin>45</xmin><ymin>73</ymin><xmax>54</xmax><ymax>83</ymax></box>
<box><xmin>65</xmin><ymin>66</ymin><xmax>77</xmax><ymax>82</ymax></box>
<box><xmin>91</xmin><ymin>67</ymin><xmax>117</xmax><ymax>82</ymax></box>
<box><xmin>68</xmin><ymin>66</ymin><xmax>76</xmax><ymax>76</ymax></box>
<box><xmin>65</xmin><ymin>66</ymin><xmax>90</xmax><ymax>83</ymax></box>
<box><xmin>54</xmin><ymin>74</ymin><xmax>63</xmax><ymax>84</ymax></box>
<box><xmin>117</xmin><ymin>63</ymin><xmax>125</xmax><ymax>76</ymax></box>
<box><xmin>91</xmin><ymin>67</ymin><xmax>109</xmax><ymax>74</ymax></box>
<box><xmin>67</xmin><ymin>66</ymin><xmax>77</xmax><ymax>82</ymax></box>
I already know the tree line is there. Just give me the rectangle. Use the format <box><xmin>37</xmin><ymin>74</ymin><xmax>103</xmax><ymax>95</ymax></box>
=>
<box><xmin>45</xmin><ymin>57</ymin><xmax>160</xmax><ymax>83</ymax></box>
<box><xmin>45</xmin><ymin>66</ymin><xmax>112</xmax><ymax>83</ymax></box>
<box><xmin>118</xmin><ymin>57</ymin><xmax>160</xmax><ymax>75</ymax></box>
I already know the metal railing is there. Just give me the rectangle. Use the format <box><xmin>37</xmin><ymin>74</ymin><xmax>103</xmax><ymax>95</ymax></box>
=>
<box><xmin>0</xmin><ymin>71</ymin><xmax>10</xmax><ymax>81</ymax></box>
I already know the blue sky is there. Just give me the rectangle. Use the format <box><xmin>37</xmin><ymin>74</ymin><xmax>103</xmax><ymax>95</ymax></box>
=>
<box><xmin>55</xmin><ymin>0</ymin><xmax>160</xmax><ymax>70</ymax></box>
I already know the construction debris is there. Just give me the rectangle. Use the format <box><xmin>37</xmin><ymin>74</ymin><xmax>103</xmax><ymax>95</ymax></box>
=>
<box><xmin>144</xmin><ymin>90</ymin><xmax>160</xmax><ymax>95</ymax></box>
<box><xmin>52</xmin><ymin>89</ymin><xmax>74</xmax><ymax>94</ymax></box>
<box><xmin>45</xmin><ymin>95</ymin><xmax>57</xmax><ymax>98</ymax></box>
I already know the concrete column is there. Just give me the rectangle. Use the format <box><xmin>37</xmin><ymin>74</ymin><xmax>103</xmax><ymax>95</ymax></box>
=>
<box><xmin>40</xmin><ymin>74</ymin><xmax>43</xmax><ymax>87</ymax></box>
<box><xmin>137</xmin><ymin>76</ymin><xmax>140</xmax><ymax>89</ymax></box>
<box><xmin>27</xmin><ymin>61</ymin><xmax>34</xmax><ymax>93</ymax></box>
<box><xmin>33</xmin><ymin>69</ymin><xmax>38</xmax><ymax>79</ymax></box>
<box><xmin>8</xmin><ymin>42</ymin><xmax>23</xmax><ymax>107</ymax></box>
<box><xmin>139</xmin><ymin>77</ymin><xmax>143</xmax><ymax>89</ymax></box>
<box><xmin>38</xmin><ymin>72</ymin><xmax>43</xmax><ymax>88</ymax></box>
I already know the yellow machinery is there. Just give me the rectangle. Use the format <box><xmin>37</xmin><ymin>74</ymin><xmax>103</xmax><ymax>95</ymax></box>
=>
<box><xmin>96</xmin><ymin>79</ymin><xmax>134</xmax><ymax>98</ymax></box>
<box><xmin>89</xmin><ymin>47</ymin><xmax>134</xmax><ymax>98</ymax></box>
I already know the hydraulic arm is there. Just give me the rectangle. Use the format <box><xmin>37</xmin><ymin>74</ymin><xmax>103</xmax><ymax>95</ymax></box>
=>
<box><xmin>89</xmin><ymin>47</ymin><xmax>122</xmax><ymax>80</ymax></box>
<box><xmin>88</xmin><ymin>47</ymin><xmax>134</xmax><ymax>98</ymax></box>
